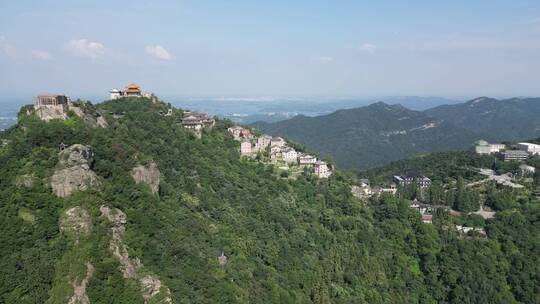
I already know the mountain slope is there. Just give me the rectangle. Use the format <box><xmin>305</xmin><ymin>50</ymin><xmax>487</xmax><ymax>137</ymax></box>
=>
<box><xmin>1</xmin><ymin>98</ymin><xmax>538</xmax><ymax>303</ymax></box>
<box><xmin>425</xmin><ymin>97</ymin><xmax>540</xmax><ymax>140</ymax></box>
<box><xmin>253</xmin><ymin>102</ymin><xmax>480</xmax><ymax>170</ymax></box>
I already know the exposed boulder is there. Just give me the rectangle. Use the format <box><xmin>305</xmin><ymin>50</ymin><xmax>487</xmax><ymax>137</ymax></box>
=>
<box><xmin>68</xmin><ymin>103</ymin><xmax>109</xmax><ymax>128</ymax></box>
<box><xmin>96</xmin><ymin>116</ymin><xmax>109</xmax><ymax>128</ymax></box>
<box><xmin>68</xmin><ymin>262</ymin><xmax>94</xmax><ymax>304</ymax></box>
<box><xmin>131</xmin><ymin>162</ymin><xmax>160</xmax><ymax>194</ymax></box>
<box><xmin>141</xmin><ymin>275</ymin><xmax>165</xmax><ymax>302</ymax></box>
<box><xmin>51</xmin><ymin>145</ymin><xmax>100</xmax><ymax>198</ymax></box>
<box><xmin>15</xmin><ymin>174</ymin><xmax>36</xmax><ymax>188</ymax></box>
<box><xmin>99</xmin><ymin>205</ymin><xmax>127</xmax><ymax>226</ymax></box>
<box><xmin>57</xmin><ymin>144</ymin><xmax>93</xmax><ymax>167</ymax></box>
<box><xmin>60</xmin><ymin>206</ymin><xmax>92</xmax><ymax>237</ymax></box>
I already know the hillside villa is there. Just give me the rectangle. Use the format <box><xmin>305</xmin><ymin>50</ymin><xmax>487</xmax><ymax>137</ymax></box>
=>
<box><xmin>393</xmin><ymin>171</ymin><xmax>432</xmax><ymax>188</ymax></box>
<box><xmin>298</xmin><ymin>153</ymin><xmax>317</xmax><ymax>165</ymax></box>
<box><xmin>181</xmin><ymin>111</ymin><xmax>215</xmax><ymax>130</ymax></box>
<box><xmin>282</xmin><ymin>147</ymin><xmax>298</xmax><ymax>162</ymax></box>
<box><xmin>271</xmin><ymin>137</ymin><xmax>286</xmax><ymax>147</ymax></box>
<box><xmin>517</xmin><ymin>142</ymin><xmax>540</xmax><ymax>155</ymax></box>
<box><xmin>255</xmin><ymin>135</ymin><xmax>272</xmax><ymax>150</ymax></box>
<box><xmin>502</xmin><ymin>150</ymin><xmax>529</xmax><ymax>161</ymax></box>
<box><xmin>519</xmin><ymin>164</ymin><xmax>536</xmax><ymax>174</ymax></box>
<box><xmin>475</xmin><ymin>140</ymin><xmax>505</xmax><ymax>154</ymax></box>
<box><xmin>314</xmin><ymin>161</ymin><xmax>332</xmax><ymax>178</ymax></box>
<box><xmin>240</xmin><ymin>140</ymin><xmax>252</xmax><ymax>156</ymax></box>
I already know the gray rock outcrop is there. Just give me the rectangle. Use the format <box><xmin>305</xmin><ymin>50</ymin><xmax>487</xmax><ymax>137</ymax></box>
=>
<box><xmin>69</xmin><ymin>104</ymin><xmax>109</xmax><ymax>128</ymax></box>
<box><xmin>33</xmin><ymin>100</ymin><xmax>108</xmax><ymax>128</ymax></box>
<box><xmin>68</xmin><ymin>262</ymin><xmax>94</xmax><ymax>304</ymax></box>
<box><xmin>51</xmin><ymin>144</ymin><xmax>99</xmax><ymax>198</ymax></box>
<box><xmin>131</xmin><ymin>162</ymin><xmax>160</xmax><ymax>194</ymax></box>
<box><xmin>60</xmin><ymin>206</ymin><xmax>92</xmax><ymax>237</ymax></box>
<box><xmin>34</xmin><ymin>104</ymin><xmax>68</xmax><ymax>121</ymax></box>
<box><xmin>15</xmin><ymin>174</ymin><xmax>35</xmax><ymax>188</ymax></box>
<box><xmin>100</xmin><ymin>205</ymin><xmax>173</xmax><ymax>303</ymax></box>
<box><xmin>99</xmin><ymin>206</ymin><xmax>140</xmax><ymax>278</ymax></box>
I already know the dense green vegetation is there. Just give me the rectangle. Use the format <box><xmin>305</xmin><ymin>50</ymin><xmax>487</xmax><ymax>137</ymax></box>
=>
<box><xmin>0</xmin><ymin>98</ymin><xmax>539</xmax><ymax>303</ymax></box>
<box><xmin>253</xmin><ymin>102</ymin><xmax>480</xmax><ymax>170</ymax></box>
<box><xmin>365</xmin><ymin>150</ymin><xmax>540</xmax><ymax>211</ymax></box>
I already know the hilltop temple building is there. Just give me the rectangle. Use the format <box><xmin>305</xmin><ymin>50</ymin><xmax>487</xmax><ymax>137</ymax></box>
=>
<box><xmin>35</xmin><ymin>94</ymin><xmax>70</xmax><ymax>106</ymax></box>
<box><xmin>110</xmin><ymin>84</ymin><xmax>154</xmax><ymax>100</ymax></box>
<box><xmin>33</xmin><ymin>94</ymin><xmax>71</xmax><ymax>121</ymax></box>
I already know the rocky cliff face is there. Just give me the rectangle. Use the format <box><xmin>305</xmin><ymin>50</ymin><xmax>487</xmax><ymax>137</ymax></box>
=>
<box><xmin>68</xmin><ymin>262</ymin><xmax>94</xmax><ymax>304</ymax></box>
<box><xmin>131</xmin><ymin>162</ymin><xmax>160</xmax><ymax>194</ymax></box>
<box><xmin>57</xmin><ymin>206</ymin><xmax>94</xmax><ymax>304</ymax></box>
<box><xmin>34</xmin><ymin>104</ymin><xmax>69</xmax><ymax>121</ymax></box>
<box><xmin>51</xmin><ymin>144</ymin><xmax>100</xmax><ymax>198</ymax></box>
<box><xmin>68</xmin><ymin>103</ymin><xmax>109</xmax><ymax>128</ymax></box>
<box><xmin>60</xmin><ymin>206</ymin><xmax>92</xmax><ymax>238</ymax></box>
<box><xmin>100</xmin><ymin>206</ymin><xmax>173</xmax><ymax>303</ymax></box>
<box><xmin>33</xmin><ymin>101</ymin><xmax>108</xmax><ymax>128</ymax></box>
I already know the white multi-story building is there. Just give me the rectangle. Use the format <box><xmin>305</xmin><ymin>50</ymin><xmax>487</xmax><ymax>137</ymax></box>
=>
<box><xmin>182</xmin><ymin>112</ymin><xmax>215</xmax><ymax>130</ymax></box>
<box><xmin>298</xmin><ymin>153</ymin><xmax>317</xmax><ymax>165</ymax></box>
<box><xmin>393</xmin><ymin>171</ymin><xmax>432</xmax><ymax>188</ymax></box>
<box><xmin>314</xmin><ymin>161</ymin><xmax>332</xmax><ymax>178</ymax></box>
<box><xmin>475</xmin><ymin>140</ymin><xmax>505</xmax><ymax>154</ymax></box>
<box><xmin>519</xmin><ymin>164</ymin><xmax>536</xmax><ymax>174</ymax></box>
<box><xmin>255</xmin><ymin>135</ymin><xmax>272</xmax><ymax>150</ymax></box>
<box><xmin>503</xmin><ymin>150</ymin><xmax>529</xmax><ymax>161</ymax></box>
<box><xmin>517</xmin><ymin>142</ymin><xmax>540</xmax><ymax>155</ymax></box>
<box><xmin>240</xmin><ymin>140</ymin><xmax>252</xmax><ymax>155</ymax></box>
<box><xmin>271</xmin><ymin>137</ymin><xmax>286</xmax><ymax>147</ymax></box>
<box><xmin>282</xmin><ymin>148</ymin><xmax>298</xmax><ymax>162</ymax></box>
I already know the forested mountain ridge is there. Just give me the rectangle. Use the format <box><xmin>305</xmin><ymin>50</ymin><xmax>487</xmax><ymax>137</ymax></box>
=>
<box><xmin>253</xmin><ymin>97</ymin><xmax>540</xmax><ymax>170</ymax></box>
<box><xmin>1</xmin><ymin>97</ymin><xmax>539</xmax><ymax>303</ymax></box>
<box><xmin>425</xmin><ymin>97</ymin><xmax>540</xmax><ymax>140</ymax></box>
<box><xmin>253</xmin><ymin>102</ymin><xmax>480</xmax><ymax>170</ymax></box>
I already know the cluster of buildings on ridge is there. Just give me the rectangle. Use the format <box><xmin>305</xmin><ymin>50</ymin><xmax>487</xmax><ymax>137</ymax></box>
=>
<box><xmin>227</xmin><ymin>126</ymin><xmax>332</xmax><ymax>178</ymax></box>
<box><xmin>33</xmin><ymin>83</ymin><xmax>162</xmax><ymax>123</ymax></box>
<box><xmin>475</xmin><ymin>140</ymin><xmax>540</xmax><ymax>161</ymax></box>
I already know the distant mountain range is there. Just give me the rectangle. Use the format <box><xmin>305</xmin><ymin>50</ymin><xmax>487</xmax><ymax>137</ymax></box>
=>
<box><xmin>253</xmin><ymin>97</ymin><xmax>540</xmax><ymax>170</ymax></box>
<box><xmin>425</xmin><ymin>97</ymin><xmax>540</xmax><ymax>140</ymax></box>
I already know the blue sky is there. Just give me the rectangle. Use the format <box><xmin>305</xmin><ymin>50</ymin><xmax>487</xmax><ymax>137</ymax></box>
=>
<box><xmin>1</xmin><ymin>0</ymin><xmax>540</xmax><ymax>101</ymax></box>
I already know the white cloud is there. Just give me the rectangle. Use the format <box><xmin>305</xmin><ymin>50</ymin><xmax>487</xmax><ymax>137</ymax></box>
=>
<box><xmin>64</xmin><ymin>39</ymin><xmax>106</xmax><ymax>59</ymax></box>
<box><xmin>145</xmin><ymin>45</ymin><xmax>173</xmax><ymax>61</ymax></box>
<box><xmin>30</xmin><ymin>50</ymin><xmax>51</xmax><ymax>60</ymax></box>
<box><xmin>311</xmin><ymin>55</ymin><xmax>334</xmax><ymax>63</ymax></box>
<box><xmin>359</xmin><ymin>43</ymin><xmax>377</xmax><ymax>53</ymax></box>
<box><xmin>0</xmin><ymin>36</ymin><xmax>17</xmax><ymax>58</ymax></box>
